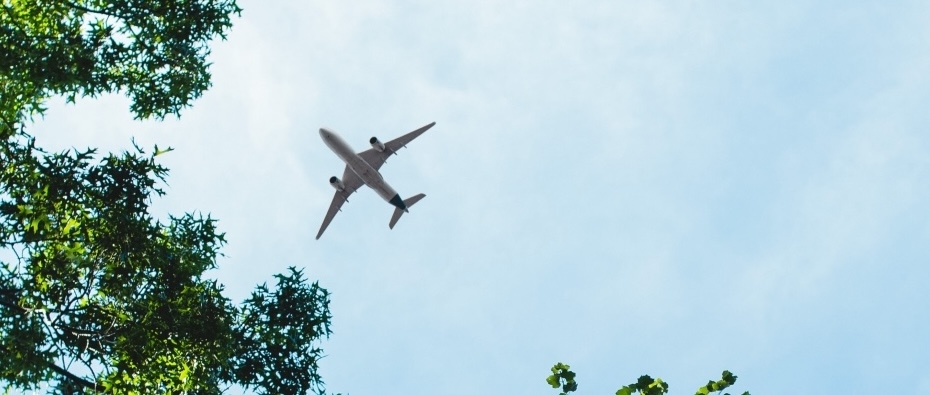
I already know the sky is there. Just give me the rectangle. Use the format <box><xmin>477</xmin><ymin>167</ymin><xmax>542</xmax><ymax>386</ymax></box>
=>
<box><xmin>28</xmin><ymin>0</ymin><xmax>930</xmax><ymax>393</ymax></box>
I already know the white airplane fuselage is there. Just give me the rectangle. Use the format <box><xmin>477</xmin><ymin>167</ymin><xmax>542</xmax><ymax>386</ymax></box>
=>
<box><xmin>319</xmin><ymin>128</ymin><xmax>407</xmax><ymax>211</ymax></box>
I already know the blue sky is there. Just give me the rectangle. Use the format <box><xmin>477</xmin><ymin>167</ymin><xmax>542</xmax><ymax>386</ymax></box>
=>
<box><xmin>30</xmin><ymin>0</ymin><xmax>930</xmax><ymax>393</ymax></box>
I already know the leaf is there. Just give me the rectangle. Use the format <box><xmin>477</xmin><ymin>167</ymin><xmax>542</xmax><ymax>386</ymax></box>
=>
<box><xmin>62</xmin><ymin>217</ymin><xmax>79</xmax><ymax>234</ymax></box>
<box><xmin>721</xmin><ymin>370</ymin><xmax>737</xmax><ymax>385</ymax></box>
<box><xmin>153</xmin><ymin>145</ymin><xmax>174</xmax><ymax>157</ymax></box>
<box><xmin>547</xmin><ymin>375</ymin><xmax>560</xmax><ymax>388</ymax></box>
<box><xmin>564</xmin><ymin>381</ymin><xmax>578</xmax><ymax>392</ymax></box>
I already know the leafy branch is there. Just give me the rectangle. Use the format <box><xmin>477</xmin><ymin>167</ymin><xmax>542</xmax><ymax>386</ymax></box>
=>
<box><xmin>546</xmin><ymin>363</ymin><xmax>750</xmax><ymax>395</ymax></box>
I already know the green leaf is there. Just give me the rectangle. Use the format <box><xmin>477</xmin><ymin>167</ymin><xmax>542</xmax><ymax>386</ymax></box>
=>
<box><xmin>547</xmin><ymin>375</ymin><xmax>560</xmax><ymax>388</ymax></box>
<box><xmin>62</xmin><ymin>217</ymin><xmax>79</xmax><ymax>234</ymax></box>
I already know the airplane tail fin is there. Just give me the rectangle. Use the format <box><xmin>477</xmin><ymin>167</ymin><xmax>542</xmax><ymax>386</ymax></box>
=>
<box><xmin>389</xmin><ymin>193</ymin><xmax>426</xmax><ymax>229</ymax></box>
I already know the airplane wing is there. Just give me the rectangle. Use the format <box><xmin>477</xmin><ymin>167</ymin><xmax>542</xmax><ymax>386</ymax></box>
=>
<box><xmin>315</xmin><ymin>166</ymin><xmax>365</xmax><ymax>239</ymax></box>
<box><xmin>357</xmin><ymin>121</ymin><xmax>436</xmax><ymax>171</ymax></box>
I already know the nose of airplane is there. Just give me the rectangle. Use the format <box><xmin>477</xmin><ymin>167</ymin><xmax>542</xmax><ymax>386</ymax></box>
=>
<box><xmin>319</xmin><ymin>128</ymin><xmax>331</xmax><ymax>138</ymax></box>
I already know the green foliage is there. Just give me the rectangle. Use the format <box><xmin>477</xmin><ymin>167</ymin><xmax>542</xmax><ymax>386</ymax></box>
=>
<box><xmin>1</xmin><ymin>136</ymin><xmax>231</xmax><ymax>392</ymax></box>
<box><xmin>232</xmin><ymin>267</ymin><xmax>333</xmax><ymax>395</ymax></box>
<box><xmin>547</xmin><ymin>362</ymin><xmax>578</xmax><ymax>394</ymax></box>
<box><xmin>616</xmin><ymin>375</ymin><xmax>668</xmax><ymax>395</ymax></box>
<box><xmin>0</xmin><ymin>0</ymin><xmax>242</xmax><ymax>124</ymax></box>
<box><xmin>0</xmin><ymin>0</ymin><xmax>339</xmax><ymax>393</ymax></box>
<box><xmin>694</xmin><ymin>371</ymin><xmax>748</xmax><ymax>395</ymax></box>
<box><xmin>0</xmin><ymin>136</ymin><xmax>335</xmax><ymax>393</ymax></box>
<box><xmin>546</xmin><ymin>363</ymin><xmax>750</xmax><ymax>395</ymax></box>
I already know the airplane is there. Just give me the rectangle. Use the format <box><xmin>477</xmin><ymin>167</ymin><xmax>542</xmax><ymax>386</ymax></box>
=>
<box><xmin>315</xmin><ymin>121</ymin><xmax>436</xmax><ymax>239</ymax></box>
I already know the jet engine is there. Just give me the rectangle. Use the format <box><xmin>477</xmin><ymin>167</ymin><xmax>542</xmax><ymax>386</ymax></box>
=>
<box><xmin>369</xmin><ymin>136</ymin><xmax>385</xmax><ymax>152</ymax></box>
<box><xmin>329</xmin><ymin>176</ymin><xmax>345</xmax><ymax>191</ymax></box>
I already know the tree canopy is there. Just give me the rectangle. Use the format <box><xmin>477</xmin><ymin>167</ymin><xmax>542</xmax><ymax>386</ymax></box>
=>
<box><xmin>1</xmin><ymin>0</ymin><xmax>240</xmax><ymax>125</ymax></box>
<box><xmin>546</xmin><ymin>363</ymin><xmax>750</xmax><ymax>395</ymax></box>
<box><xmin>1</xmin><ymin>1</ymin><xmax>336</xmax><ymax>394</ymax></box>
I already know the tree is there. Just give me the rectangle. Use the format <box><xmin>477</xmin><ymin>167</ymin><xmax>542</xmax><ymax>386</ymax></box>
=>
<box><xmin>546</xmin><ymin>363</ymin><xmax>750</xmax><ymax>395</ymax></box>
<box><xmin>1</xmin><ymin>0</ymin><xmax>241</xmax><ymax>124</ymax></box>
<box><xmin>1</xmin><ymin>1</ymin><xmax>336</xmax><ymax>394</ymax></box>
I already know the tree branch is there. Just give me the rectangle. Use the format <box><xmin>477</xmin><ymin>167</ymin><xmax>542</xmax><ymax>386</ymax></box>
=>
<box><xmin>1</xmin><ymin>293</ymin><xmax>99</xmax><ymax>389</ymax></box>
<box><xmin>0</xmin><ymin>291</ymin><xmax>26</xmax><ymax>313</ymax></box>
<box><xmin>44</xmin><ymin>359</ymin><xmax>98</xmax><ymax>390</ymax></box>
<box><xmin>62</xmin><ymin>0</ymin><xmax>124</xmax><ymax>20</ymax></box>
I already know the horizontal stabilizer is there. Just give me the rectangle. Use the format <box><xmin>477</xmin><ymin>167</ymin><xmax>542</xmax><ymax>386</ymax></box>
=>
<box><xmin>389</xmin><ymin>193</ymin><xmax>426</xmax><ymax>229</ymax></box>
<box><xmin>404</xmin><ymin>193</ymin><xmax>426</xmax><ymax>208</ymax></box>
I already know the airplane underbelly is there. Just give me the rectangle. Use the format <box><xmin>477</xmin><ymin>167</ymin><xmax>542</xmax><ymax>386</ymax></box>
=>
<box><xmin>350</xmin><ymin>160</ymin><xmax>396</xmax><ymax>202</ymax></box>
<box><xmin>367</xmin><ymin>179</ymin><xmax>398</xmax><ymax>202</ymax></box>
